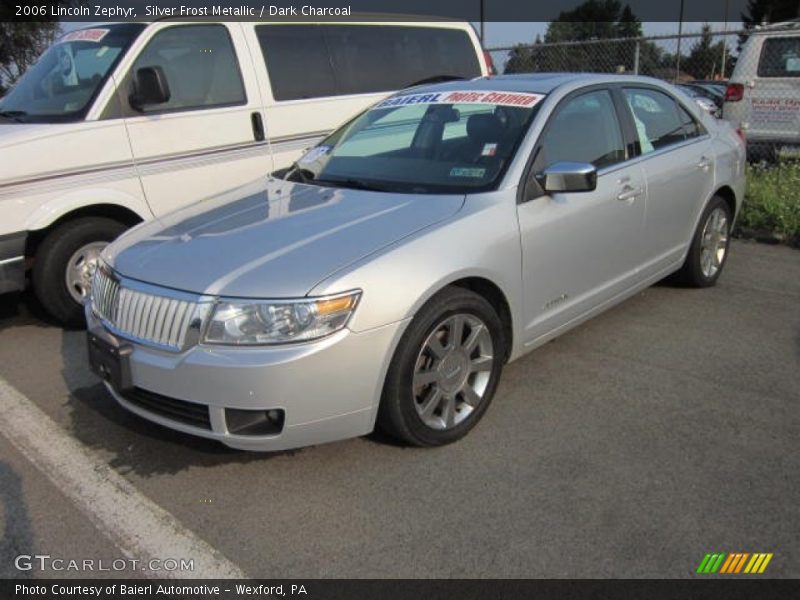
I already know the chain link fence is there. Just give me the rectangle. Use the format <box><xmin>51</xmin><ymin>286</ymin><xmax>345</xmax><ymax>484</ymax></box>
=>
<box><xmin>487</xmin><ymin>24</ymin><xmax>800</xmax><ymax>161</ymax></box>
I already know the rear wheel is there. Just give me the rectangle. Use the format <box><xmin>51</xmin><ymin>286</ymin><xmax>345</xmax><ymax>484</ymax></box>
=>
<box><xmin>32</xmin><ymin>217</ymin><xmax>128</xmax><ymax>326</ymax></box>
<box><xmin>674</xmin><ymin>195</ymin><xmax>732</xmax><ymax>287</ymax></box>
<box><xmin>378</xmin><ymin>287</ymin><xmax>505</xmax><ymax>447</ymax></box>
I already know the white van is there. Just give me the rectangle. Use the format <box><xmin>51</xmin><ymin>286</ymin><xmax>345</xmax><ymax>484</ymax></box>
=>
<box><xmin>0</xmin><ymin>20</ymin><xmax>488</xmax><ymax>323</ymax></box>
<box><xmin>723</xmin><ymin>20</ymin><xmax>800</xmax><ymax>160</ymax></box>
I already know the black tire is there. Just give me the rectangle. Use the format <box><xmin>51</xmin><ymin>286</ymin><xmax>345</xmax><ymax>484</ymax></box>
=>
<box><xmin>674</xmin><ymin>195</ymin><xmax>733</xmax><ymax>288</ymax></box>
<box><xmin>377</xmin><ymin>286</ymin><xmax>506</xmax><ymax>447</ymax></box>
<box><xmin>32</xmin><ymin>217</ymin><xmax>128</xmax><ymax>326</ymax></box>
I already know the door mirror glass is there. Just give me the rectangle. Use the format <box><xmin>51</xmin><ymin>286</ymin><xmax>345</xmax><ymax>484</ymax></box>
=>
<box><xmin>129</xmin><ymin>66</ymin><xmax>171</xmax><ymax>110</ymax></box>
<box><xmin>537</xmin><ymin>161</ymin><xmax>597</xmax><ymax>193</ymax></box>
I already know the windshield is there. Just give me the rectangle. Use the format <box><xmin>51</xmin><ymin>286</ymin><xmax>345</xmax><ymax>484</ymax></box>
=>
<box><xmin>285</xmin><ymin>90</ymin><xmax>545</xmax><ymax>194</ymax></box>
<box><xmin>0</xmin><ymin>24</ymin><xmax>145</xmax><ymax>123</ymax></box>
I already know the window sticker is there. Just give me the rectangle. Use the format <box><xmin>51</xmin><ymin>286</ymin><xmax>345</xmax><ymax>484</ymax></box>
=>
<box><xmin>481</xmin><ymin>143</ymin><xmax>498</xmax><ymax>157</ymax></box>
<box><xmin>298</xmin><ymin>145</ymin><xmax>331</xmax><ymax>164</ymax></box>
<box><xmin>450</xmin><ymin>167</ymin><xmax>486</xmax><ymax>178</ymax></box>
<box><xmin>61</xmin><ymin>29</ymin><xmax>110</xmax><ymax>43</ymax></box>
<box><xmin>375</xmin><ymin>90</ymin><xmax>545</xmax><ymax>110</ymax></box>
<box><xmin>786</xmin><ymin>57</ymin><xmax>800</xmax><ymax>72</ymax></box>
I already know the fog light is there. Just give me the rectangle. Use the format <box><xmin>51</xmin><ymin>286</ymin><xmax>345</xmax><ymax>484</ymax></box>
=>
<box><xmin>226</xmin><ymin>408</ymin><xmax>285</xmax><ymax>436</ymax></box>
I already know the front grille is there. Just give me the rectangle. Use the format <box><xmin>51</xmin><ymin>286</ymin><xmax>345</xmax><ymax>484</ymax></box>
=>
<box><xmin>92</xmin><ymin>267</ymin><xmax>204</xmax><ymax>350</ymax></box>
<box><xmin>121</xmin><ymin>387</ymin><xmax>212</xmax><ymax>430</ymax></box>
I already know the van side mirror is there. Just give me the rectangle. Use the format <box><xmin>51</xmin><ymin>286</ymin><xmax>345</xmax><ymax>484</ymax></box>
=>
<box><xmin>536</xmin><ymin>161</ymin><xmax>597</xmax><ymax>193</ymax></box>
<box><xmin>129</xmin><ymin>66</ymin><xmax>171</xmax><ymax>111</ymax></box>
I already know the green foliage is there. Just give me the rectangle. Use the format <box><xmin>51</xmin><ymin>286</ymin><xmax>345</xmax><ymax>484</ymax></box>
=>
<box><xmin>739</xmin><ymin>161</ymin><xmax>800</xmax><ymax>243</ymax></box>
<box><xmin>0</xmin><ymin>2</ymin><xmax>62</xmax><ymax>87</ymax></box>
<box><xmin>682</xmin><ymin>24</ymin><xmax>733</xmax><ymax>80</ymax></box>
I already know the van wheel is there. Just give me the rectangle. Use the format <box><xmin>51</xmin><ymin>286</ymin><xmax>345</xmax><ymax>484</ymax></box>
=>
<box><xmin>674</xmin><ymin>196</ymin><xmax>732</xmax><ymax>287</ymax></box>
<box><xmin>32</xmin><ymin>217</ymin><xmax>128</xmax><ymax>327</ymax></box>
<box><xmin>377</xmin><ymin>287</ymin><xmax>505</xmax><ymax>447</ymax></box>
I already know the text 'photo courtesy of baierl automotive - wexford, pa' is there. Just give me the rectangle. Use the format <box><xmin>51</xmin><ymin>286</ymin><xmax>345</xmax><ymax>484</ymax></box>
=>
<box><xmin>0</xmin><ymin>1</ymin><xmax>798</xmax><ymax>599</ymax></box>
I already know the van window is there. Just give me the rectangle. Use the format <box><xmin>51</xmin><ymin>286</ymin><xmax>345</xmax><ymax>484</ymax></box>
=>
<box><xmin>256</xmin><ymin>25</ymin><xmax>481</xmax><ymax>101</ymax></box>
<box><xmin>623</xmin><ymin>88</ymin><xmax>699</xmax><ymax>153</ymax></box>
<box><xmin>129</xmin><ymin>25</ymin><xmax>246</xmax><ymax>113</ymax></box>
<box><xmin>758</xmin><ymin>37</ymin><xmax>800</xmax><ymax>77</ymax></box>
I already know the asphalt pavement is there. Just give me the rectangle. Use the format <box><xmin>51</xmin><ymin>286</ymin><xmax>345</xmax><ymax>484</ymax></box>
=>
<box><xmin>0</xmin><ymin>239</ymin><xmax>798</xmax><ymax>579</ymax></box>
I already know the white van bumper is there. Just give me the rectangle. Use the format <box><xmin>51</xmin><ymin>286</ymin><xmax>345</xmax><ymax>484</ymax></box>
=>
<box><xmin>0</xmin><ymin>232</ymin><xmax>26</xmax><ymax>294</ymax></box>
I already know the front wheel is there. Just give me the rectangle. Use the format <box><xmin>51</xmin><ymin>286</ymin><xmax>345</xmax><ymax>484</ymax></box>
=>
<box><xmin>377</xmin><ymin>287</ymin><xmax>506</xmax><ymax>447</ymax></box>
<box><xmin>32</xmin><ymin>217</ymin><xmax>128</xmax><ymax>326</ymax></box>
<box><xmin>674</xmin><ymin>196</ymin><xmax>732</xmax><ymax>287</ymax></box>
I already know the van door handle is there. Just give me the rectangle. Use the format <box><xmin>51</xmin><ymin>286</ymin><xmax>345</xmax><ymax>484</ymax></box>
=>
<box><xmin>617</xmin><ymin>184</ymin><xmax>641</xmax><ymax>201</ymax></box>
<box><xmin>697</xmin><ymin>156</ymin><xmax>712</xmax><ymax>170</ymax></box>
<box><xmin>251</xmin><ymin>112</ymin><xmax>265</xmax><ymax>142</ymax></box>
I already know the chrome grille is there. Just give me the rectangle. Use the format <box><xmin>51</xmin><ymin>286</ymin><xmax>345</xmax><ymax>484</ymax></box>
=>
<box><xmin>92</xmin><ymin>267</ymin><xmax>203</xmax><ymax>351</ymax></box>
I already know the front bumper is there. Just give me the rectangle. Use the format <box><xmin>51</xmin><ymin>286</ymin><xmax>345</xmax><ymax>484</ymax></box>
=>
<box><xmin>86</xmin><ymin>307</ymin><xmax>407</xmax><ymax>451</ymax></box>
<box><xmin>0</xmin><ymin>232</ymin><xmax>27</xmax><ymax>294</ymax></box>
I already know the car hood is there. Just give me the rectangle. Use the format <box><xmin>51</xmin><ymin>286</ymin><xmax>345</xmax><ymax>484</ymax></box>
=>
<box><xmin>105</xmin><ymin>178</ymin><xmax>465</xmax><ymax>298</ymax></box>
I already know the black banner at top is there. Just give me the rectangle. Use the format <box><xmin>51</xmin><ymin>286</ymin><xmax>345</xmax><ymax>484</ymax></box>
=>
<box><xmin>2</xmin><ymin>0</ymin><xmax>784</xmax><ymax>23</ymax></box>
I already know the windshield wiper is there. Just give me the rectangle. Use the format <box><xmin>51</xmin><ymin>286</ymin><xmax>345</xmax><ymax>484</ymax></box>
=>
<box><xmin>315</xmin><ymin>178</ymin><xmax>387</xmax><ymax>192</ymax></box>
<box><xmin>0</xmin><ymin>110</ymin><xmax>27</xmax><ymax>123</ymax></box>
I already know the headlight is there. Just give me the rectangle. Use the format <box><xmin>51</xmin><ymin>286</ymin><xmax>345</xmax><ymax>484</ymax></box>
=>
<box><xmin>202</xmin><ymin>291</ymin><xmax>361</xmax><ymax>345</ymax></box>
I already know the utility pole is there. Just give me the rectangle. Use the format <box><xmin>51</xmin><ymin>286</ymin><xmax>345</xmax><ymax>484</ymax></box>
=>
<box><xmin>721</xmin><ymin>0</ymin><xmax>730</xmax><ymax>78</ymax></box>
<box><xmin>676</xmin><ymin>0</ymin><xmax>685</xmax><ymax>81</ymax></box>
<box><xmin>479</xmin><ymin>0</ymin><xmax>485</xmax><ymax>43</ymax></box>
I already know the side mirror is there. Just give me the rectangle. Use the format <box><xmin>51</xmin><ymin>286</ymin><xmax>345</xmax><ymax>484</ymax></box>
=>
<box><xmin>129</xmin><ymin>66</ymin><xmax>170</xmax><ymax>111</ymax></box>
<box><xmin>536</xmin><ymin>161</ymin><xmax>597</xmax><ymax>193</ymax></box>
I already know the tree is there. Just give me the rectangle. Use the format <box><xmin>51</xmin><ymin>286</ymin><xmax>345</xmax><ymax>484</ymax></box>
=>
<box><xmin>0</xmin><ymin>2</ymin><xmax>62</xmax><ymax>89</ymax></box>
<box><xmin>684</xmin><ymin>24</ymin><xmax>734</xmax><ymax>79</ymax></box>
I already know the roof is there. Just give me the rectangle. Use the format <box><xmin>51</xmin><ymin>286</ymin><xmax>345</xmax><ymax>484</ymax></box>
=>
<box><xmin>404</xmin><ymin>73</ymin><xmax>665</xmax><ymax>96</ymax></box>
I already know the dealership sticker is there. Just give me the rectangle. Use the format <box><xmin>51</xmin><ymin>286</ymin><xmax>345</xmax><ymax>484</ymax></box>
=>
<box><xmin>375</xmin><ymin>90</ymin><xmax>545</xmax><ymax>109</ymax></box>
<box><xmin>450</xmin><ymin>167</ymin><xmax>486</xmax><ymax>178</ymax></box>
<box><xmin>298</xmin><ymin>145</ymin><xmax>331</xmax><ymax>164</ymax></box>
<box><xmin>60</xmin><ymin>29</ymin><xmax>110</xmax><ymax>43</ymax></box>
<box><xmin>481</xmin><ymin>143</ymin><xmax>498</xmax><ymax>157</ymax></box>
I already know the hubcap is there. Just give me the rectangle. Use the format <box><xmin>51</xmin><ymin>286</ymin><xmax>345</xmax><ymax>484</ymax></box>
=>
<box><xmin>412</xmin><ymin>313</ymin><xmax>494</xmax><ymax>431</ymax></box>
<box><xmin>65</xmin><ymin>242</ymin><xmax>107</xmax><ymax>304</ymax></box>
<box><xmin>700</xmin><ymin>207</ymin><xmax>729</xmax><ymax>279</ymax></box>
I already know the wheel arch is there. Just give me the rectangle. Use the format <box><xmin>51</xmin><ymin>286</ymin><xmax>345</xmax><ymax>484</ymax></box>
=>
<box><xmin>714</xmin><ymin>184</ymin><xmax>738</xmax><ymax>221</ymax></box>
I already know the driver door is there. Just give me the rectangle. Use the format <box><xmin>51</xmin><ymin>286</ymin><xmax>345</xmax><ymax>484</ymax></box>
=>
<box><xmin>516</xmin><ymin>88</ymin><xmax>646</xmax><ymax>345</ymax></box>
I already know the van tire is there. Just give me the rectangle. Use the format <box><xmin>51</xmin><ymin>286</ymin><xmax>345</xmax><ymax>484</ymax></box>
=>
<box><xmin>32</xmin><ymin>217</ymin><xmax>128</xmax><ymax>327</ymax></box>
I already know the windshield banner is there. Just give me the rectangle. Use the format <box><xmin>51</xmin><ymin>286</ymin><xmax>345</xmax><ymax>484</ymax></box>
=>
<box><xmin>375</xmin><ymin>90</ymin><xmax>545</xmax><ymax>109</ymax></box>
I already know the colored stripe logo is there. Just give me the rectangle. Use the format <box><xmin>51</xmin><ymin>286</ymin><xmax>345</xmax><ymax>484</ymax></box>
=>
<box><xmin>696</xmin><ymin>552</ymin><xmax>773</xmax><ymax>574</ymax></box>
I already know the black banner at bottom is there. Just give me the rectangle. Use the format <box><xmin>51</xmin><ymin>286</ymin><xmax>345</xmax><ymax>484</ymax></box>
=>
<box><xmin>2</xmin><ymin>579</ymin><xmax>799</xmax><ymax>600</ymax></box>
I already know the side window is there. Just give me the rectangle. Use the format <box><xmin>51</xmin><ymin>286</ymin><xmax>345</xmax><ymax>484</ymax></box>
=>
<box><xmin>538</xmin><ymin>90</ymin><xmax>625</xmax><ymax>169</ymax></box>
<box><xmin>130</xmin><ymin>25</ymin><xmax>245</xmax><ymax>112</ymax></box>
<box><xmin>758</xmin><ymin>37</ymin><xmax>800</xmax><ymax>78</ymax></box>
<box><xmin>255</xmin><ymin>25</ymin><xmax>337</xmax><ymax>101</ymax></box>
<box><xmin>623</xmin><ymin>88</ymin><xmax>698</xmax><ymax>153</ymax></box>
<box><xmin>255</xmin><ymin>25</ymin><xmax>481</xmax><ymax>101</ymax></box>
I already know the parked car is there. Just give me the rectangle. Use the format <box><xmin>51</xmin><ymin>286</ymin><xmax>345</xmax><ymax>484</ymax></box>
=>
<box><xmin>686</xmin><ymin>81</ymin><xmax>726</xmax><ymax>108</ymax></box>
<box><xmin>0</xmin><ymin>20</ymin><xmax>488</xmax><ymax>324</ymax></box>
<box><xmin>723</xmin><ymin>20</ymin><xmax>800</xmax><ymax>160</ymax></box>
<box><xmin>676</xmin><ymin>84</ymin><xmax>721</xmax><ymax>117</ymax></box>
<box><xmin>86</xmin><ymin>74</ymin><xmax>745</xmax><ymax>452</ymax></box>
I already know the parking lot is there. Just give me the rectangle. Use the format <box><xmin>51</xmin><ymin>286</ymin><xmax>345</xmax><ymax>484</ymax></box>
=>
<box><xmin>0</xmin><ymin>239</ymin><xmax>798</xmax><ymax>579</ymax></box>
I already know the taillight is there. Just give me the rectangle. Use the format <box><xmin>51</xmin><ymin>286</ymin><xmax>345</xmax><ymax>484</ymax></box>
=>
<box><xmin>483</xmin><ymin>50</ymin><xmax>496</xmax><ymax>76</ymax></box>
<box><xmin>735</xmin><ymin>128</ymin><xmax>746</xmax><ymax>144</ymax></box>
<box><xmin>725</xmin><ymin>83</ymin><xmax>744</xmax><ymax>102</ymax></box>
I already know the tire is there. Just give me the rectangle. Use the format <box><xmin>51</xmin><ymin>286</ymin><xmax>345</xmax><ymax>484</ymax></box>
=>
<box><xmin>32</xmin><ymin>217</ymin><xmax>128</xmax><ymax>326</ymax></box>
<box><xmin>377</xmin><ymin>286</ymin><xmax>506</xmax><ymax>447</ymax></box>
<box><xmin>674</xmin><ymin>195</ymin><xmax>732</xmax><ymax>288</ymax></box>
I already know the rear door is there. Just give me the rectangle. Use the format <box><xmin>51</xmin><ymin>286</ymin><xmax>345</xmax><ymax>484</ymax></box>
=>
<box><xmin>749</xmin><ymin>35</ymin><xmax>800</xmax><ymax>153</ymax></box>
<box><xmin>121</xmin><ymin>22</ymin><xmax>269</xmax><ymax>216</ymax></box>
<box><xmin>517</xmin><ymin>87</ymin><xmax>646</xmax><ymax>344</ymax></box>
<box><xmin>621</xmin><ymin>87</ymin><xmax>715</xmax><ymax>274</ymax></box>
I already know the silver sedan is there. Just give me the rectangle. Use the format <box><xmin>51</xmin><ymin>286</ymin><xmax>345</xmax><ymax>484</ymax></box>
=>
<box><xmin>86</xmin><ymin>74</ymin><xmax>746</xmax><ymax>451</ymax></box>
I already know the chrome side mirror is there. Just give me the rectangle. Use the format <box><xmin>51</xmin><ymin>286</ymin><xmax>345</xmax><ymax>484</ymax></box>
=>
<box><xmin>537</xmin><ymin>161</ymin><xmax>597</xmax><ymax>193</ymax></box>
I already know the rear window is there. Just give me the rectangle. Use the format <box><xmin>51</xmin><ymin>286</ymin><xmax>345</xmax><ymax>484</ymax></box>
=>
<box><xmin>757</xmin><ymin>37</ymin><xmax>800</xmax><ymax>78</ymax></box>
<box><xmin>256</xmin><ymin>25</ymin><xmax>481</xmax><ymax>101</ymax></box>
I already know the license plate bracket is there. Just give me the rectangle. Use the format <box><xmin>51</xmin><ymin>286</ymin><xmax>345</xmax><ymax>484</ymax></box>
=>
<box><xmin>87</xmin><ymin>332</ymin><xmax>133</xmax><ymax>392</ymax></box>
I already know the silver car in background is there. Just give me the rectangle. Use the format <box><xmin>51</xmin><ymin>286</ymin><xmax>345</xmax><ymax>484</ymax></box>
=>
<box><xmin>86</xmin><ymin>74</ymin><xmax>745</xmax><ymax>451</ymax></box>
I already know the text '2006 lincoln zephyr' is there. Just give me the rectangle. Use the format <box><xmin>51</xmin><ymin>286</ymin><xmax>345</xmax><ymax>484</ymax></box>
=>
<box><xmin>86</xmin><ymin>74</ymin><xmax>745</xmax><ymax>451</ymax></box>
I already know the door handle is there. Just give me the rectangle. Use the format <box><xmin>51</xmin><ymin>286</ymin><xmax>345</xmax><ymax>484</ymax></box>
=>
<box><xmin>617</xmin><ymin>185</ymin><xmax>641</xmax><ymax>201</ymax></box>
<box><xmin>697</xmin><ymin>156</ymin><xmax>712</xmax><ymax>170</ymax></box>
<box><xmin>251</xmin><ymin>112</ymin><xmax>265</xmax><ymax>142</ymax></box>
